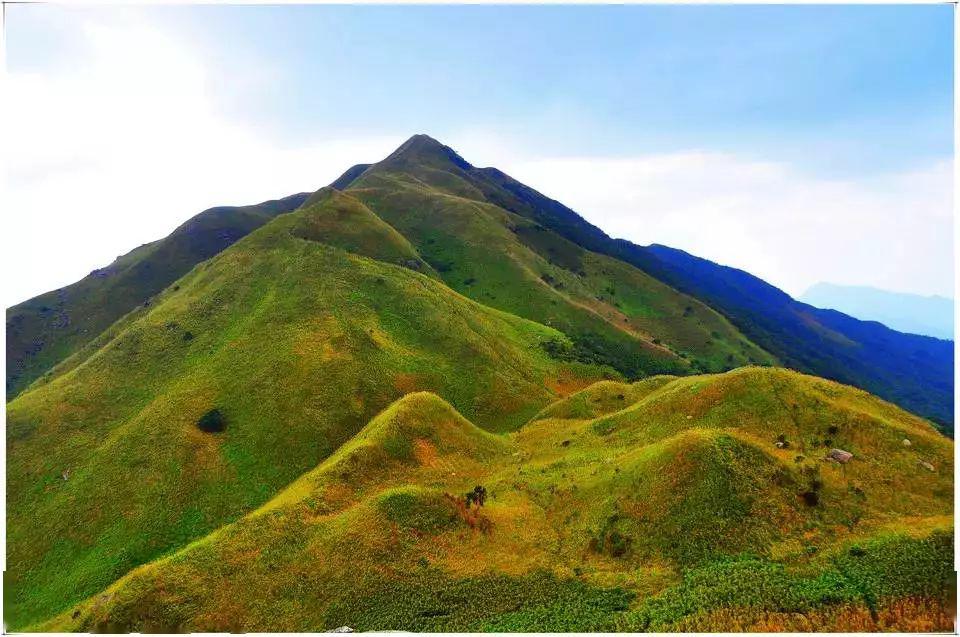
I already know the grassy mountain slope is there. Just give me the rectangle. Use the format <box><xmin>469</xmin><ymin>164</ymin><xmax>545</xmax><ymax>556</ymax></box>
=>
<box><xmin>39</xmin><ymin>368</ymin><xmax>953</xmax><ymax>632</ymax></box>
<box><xmin>288</xmin><ymin>187</ymin><xmax>437</xmax><ymax>278</ymax></box>
<box><xmin>7</xmin><ymin>134</ymin><xmax>953</xmax><ymax>632</ymax></box>
<box><xmin>418</xmin><ymin>153</ymin><xmax>953</xmax><ymax>431</ymax></box>
<box><xmin>342</xmin><ymin>136</ymin><xmax>773</xmax><ymax>377</ymax></box>
<box><xmin>5</xmin><ymin>194</ymin><xmax>613</xmax><ymax>628</ymax></box>
<box><xmin>6</xmin><ymin>192</ymin><xmax>309</xmax><ymax>399</ymax></box>
<box><xmin>641</xmin><ymin>245</ymin><xmax>955</xmax><ymax>432</ymax></box>
<box><xmin>338</xmin><ymin>135</ymin><xmax>952</xmax><ymax>432</ymax></box>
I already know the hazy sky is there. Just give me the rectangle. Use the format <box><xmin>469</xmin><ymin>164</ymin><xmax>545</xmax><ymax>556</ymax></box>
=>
<box><xmin>4</xmin><ymin>4</ymin><xmax>953</xmax><ymax>307</ymax></box>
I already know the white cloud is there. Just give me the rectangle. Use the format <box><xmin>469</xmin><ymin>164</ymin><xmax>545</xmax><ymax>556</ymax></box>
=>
<box><xmin>2</xmin><ymin>14</ymin><xmax>403</xmax><ymax>307</ymax></box>
<box><xmin>491</xmin><ymin>151</ymin><xmax>953</xmax><ymax>299</ymax></box>
<box><xmin>3</xmin><ymin>12</ymin><xmax>952</xmax><ymax>310</ymax></box>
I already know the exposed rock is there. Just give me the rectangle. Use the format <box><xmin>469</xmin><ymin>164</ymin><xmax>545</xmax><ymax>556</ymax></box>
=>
<box><xmin>902</xmin><ymin>438</ymin><xmax>912</xmax><ymax>447</ymax></box>
<box><xmin>775</xmin><ymin>441</ymin><xmax>786</xmax><ymax>449</ymax></box>
<box><xmin>827</xmin><ymin>448</ymin><xmax>853</xmax><ymax>464</ymax></box>
<box><xmin>329</xmin><ymin>627</ymin><xmax>354</xmax><ymax>633</ymax></box>
<box><xmin>918</xmin><ymin>460</ymin><xmax>936</xmax><ymax>472</ymax></box>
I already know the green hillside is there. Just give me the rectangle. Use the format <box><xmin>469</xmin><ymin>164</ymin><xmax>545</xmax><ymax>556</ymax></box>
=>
<box><xmin>288</xmin><ymin>187</ymin><xmax>436</xmax><ymax>277</ymax></box>
<box><xmin>341</xmin><ymin>135</ymin><xmax>774</xmax><ymax>377</ymax></box>
<box><xmin>6</xmin><ymin>193</ymin><xmax>308</xmax><ymax>399</ymax></box>
<box><xmin>333</xmin><ymin>136</ymin><xmax>952</xmax><ymax>431</ymax></box>
<box><xmin>6</xmin><ymin>135</ymin><xmax>953</xmax><ymax>632</ymax></box>
<box><xmin>5</xmin><ymin>193</ymin><xmax>613</xmax><ymax>628</ymax></box>
<box><xmin>37</xmin><ymin>368</ymin><xmax>953</xmax><ymax>632</ymax></box>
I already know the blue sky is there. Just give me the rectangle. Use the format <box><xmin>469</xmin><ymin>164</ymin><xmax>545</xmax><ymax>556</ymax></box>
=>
<box><xmin>4</xmin><ymin>4</ymin><xmax>954</xmax><ymax>305</ymax></box>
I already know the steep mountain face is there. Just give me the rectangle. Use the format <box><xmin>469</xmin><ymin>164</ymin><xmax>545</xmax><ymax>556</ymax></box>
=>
<box><xmin>6</xmin><ymin>193</ymin><xmax>309</xmax><ymax>399</ymax></box>
<box><xmin>6</xmin><ymin>134</ymin><xmax>954</xmax><ymax>632</ymax></box>
<box><xmin>5</xmin><ymin>190</ymin><xmax>614</xmax><ymax>628</ymax></box>
<box><xmin>37</xmin><ymin>369</ymin><xmax>954</xmax><ymax>632</ymax></box>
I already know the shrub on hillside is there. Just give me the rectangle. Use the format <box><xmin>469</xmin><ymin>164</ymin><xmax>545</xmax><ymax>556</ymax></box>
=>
<box><xmin>589</xmin><ymin>514</ymin><xmax>633</xmax><ymax>558</ymax></box>
<box><xmin>464</xmin><ymin>485</ymin><xmax>488</xmax><ymax>508</ymax></box>
<box><xmin>444</xmin><ymin>490</ymin><xmax>492</xmax><ymax>533</ymax></box>
<box><xmin>197</xmin><ymin>408</ymin><xmax>225</xmax><ymax>433</ymax></box>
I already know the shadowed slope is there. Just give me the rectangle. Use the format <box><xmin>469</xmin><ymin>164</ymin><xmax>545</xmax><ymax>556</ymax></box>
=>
<box><xmin>37</xmin><ymin>369</ymin><xmax>953</xmax><ymax>633</ymax></box>
<box><xmin>6</xmin><ymin>192</ymin><xmax>309</xmax><ymax>398</ymax></box>
<box><xmin>639</xmin><ymin>245</ymin><xmax>955</xmax><ymax>432</ymax></box>
<box><xmin>5</xmin><ymin>202</ymin><xmax>612</xmax><ymax>628</ymax></box>
<box><xmin>485</xmin><ymin>158</ymin><xmax>954</xmax><ymax>431</ymax></box>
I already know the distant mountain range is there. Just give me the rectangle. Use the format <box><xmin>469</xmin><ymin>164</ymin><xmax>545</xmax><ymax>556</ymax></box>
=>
<box><xmin>6</xmin><ymin>135</ymin><xmax>954</xmax><ymax>632</ymax></box>
<box><xmin>800</xmin><ymin>282</ymin><xmax>954</xmax><ymax>341</ymax></box>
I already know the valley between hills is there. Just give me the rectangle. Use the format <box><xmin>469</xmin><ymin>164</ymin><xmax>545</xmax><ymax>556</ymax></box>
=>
<box><xmin>5</xmin><ymin>135</ymin><xmax>955</xmax><ymax>632</ymax></box>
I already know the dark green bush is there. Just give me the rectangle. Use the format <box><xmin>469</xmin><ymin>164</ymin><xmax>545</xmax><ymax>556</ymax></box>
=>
<box><xmin>464</xmin><ymin>485</ymin><xmax>487</xmax><ymax>508</ymax></box>
<box><xmin>197</xmin><ymin>408</ymin><xmax>225</xmax><ymax>433</ymax></box>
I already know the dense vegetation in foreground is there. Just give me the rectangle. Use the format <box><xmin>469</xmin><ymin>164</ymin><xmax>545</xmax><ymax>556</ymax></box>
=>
<box><xmin>6</xmin><ymin>135</ymin><xmax>954</xmax><ymax>632</ymax></box>
<box><xmin>37</xmin><ymin>368</ymin><xmax>954</xmax><ymax>632</ymax></box>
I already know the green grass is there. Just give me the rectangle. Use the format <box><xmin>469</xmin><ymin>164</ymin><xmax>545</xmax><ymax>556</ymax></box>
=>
<box><xmin>531</xmin><ymin>375</ymin><xmax>677</xmax><ymax>421</ymax></box>
<box><xmin>5</xmin><ymin>201</ymin><xmax>613</xmax><ymax>628</ymax></box>
<box><xmin>31</xmin><ymin>369</ymin><xmax>953</xmax><ymax>632</ymax></box>
<box><xmin>345</xmin><ymin>152</ymin><xmax>774</xmax><ymax>378</ymax></box>
<box><xmin>377</xmin><ymin>487</ymin><xmax>462</xmax><ymax>534</ymax></box>
<box><xmin>7</xmin><ymin>136</ymin><xmax>952</xmax><ymax>632</ymax></box>
<box><xmin>619</xmin><ymin>530</ymin><xmax>954</xmax><ymax>631</ymax></box>
<box><xmin>287</xmin><ymin>187</ymin><xmax>437</xmax><ymax>278</ymax></box>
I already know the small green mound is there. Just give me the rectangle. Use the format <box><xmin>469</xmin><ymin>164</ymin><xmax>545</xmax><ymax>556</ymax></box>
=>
<box><xmin>377</xmin><ymin>487</ymin><xmax>460</xmax><ymax>534</ymax></box>
<box><xmin>287</xmin><ymin>187</ymin><xmax>435</xmax><ymax>276</ymax></box>
<box><xmin>532</xmin><ymin>376</ymin><xmax>676</xmax><ymax>422</ymax></box>
<box><xmin>349</xmin><ymin>392</ymin><xmax>509</xmax><ymax>463</ymax></box>
<box><xmin>586</xmin><ymin>430</ymin><xmax>802</xmax><ymax>565</ymax></box>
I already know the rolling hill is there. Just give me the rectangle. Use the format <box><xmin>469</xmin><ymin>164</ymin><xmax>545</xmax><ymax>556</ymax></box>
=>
<box><xmin>5</xmin><ymin>190</ymin><xmax>615</xmax><ymax>628</ymax></box>
<box><xmin>5</xmin><ymin>134</ymin><xmax>954</xmax><ymax>632</ymax></box>
<box><xmin>35</xmin><ymin>368</ymin><xmax>954</xmax><ymax>632</ymax></box>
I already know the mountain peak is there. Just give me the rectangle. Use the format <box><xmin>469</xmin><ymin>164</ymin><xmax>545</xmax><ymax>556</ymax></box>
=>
<box><xmin>382</xmin><ymin>133</ymin><xmax>473</xmax><ymax>171</ymax></box>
